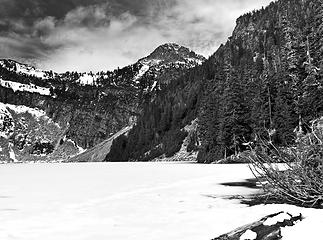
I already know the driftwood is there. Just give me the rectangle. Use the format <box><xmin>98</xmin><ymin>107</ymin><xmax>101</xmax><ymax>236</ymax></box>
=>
<box><xmin>212</xmin><ymin>211</ymin><xmax>303</xmax><ymax>240</ymax></box>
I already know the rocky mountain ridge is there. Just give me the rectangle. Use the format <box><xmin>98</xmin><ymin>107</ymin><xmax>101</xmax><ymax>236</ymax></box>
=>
<box><xmin>0</xmin><ymin>43</ymin><xmax>205</xmax><ymax>163</ymax></box>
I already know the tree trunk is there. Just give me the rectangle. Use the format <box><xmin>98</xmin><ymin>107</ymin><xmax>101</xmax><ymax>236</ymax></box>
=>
<box><xmin>211</xmin><ymin>211</ymin><xmax>303</xmax><ymax>240</ymax></box>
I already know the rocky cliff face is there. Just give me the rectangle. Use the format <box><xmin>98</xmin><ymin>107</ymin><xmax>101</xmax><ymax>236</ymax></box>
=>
<box><xmin>0</xmin><ymin>44</ymin><xmax>205</xmax><ymax>163</ymax></box>
<box><xmin>0</xmin><ymin>102</ymin><xmax>80</xmax><ymax>163</ymax></box>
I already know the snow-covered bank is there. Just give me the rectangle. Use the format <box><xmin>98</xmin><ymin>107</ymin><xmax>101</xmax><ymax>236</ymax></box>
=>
<box><xmin>0</xmin><ymin>163</ymin><xmax>321</xmax><ymax>240</ymax></box>
<box><xmin>0</xmin><ymin>79</ymin><xmax>50</xmax><ymax>96</ymax></box>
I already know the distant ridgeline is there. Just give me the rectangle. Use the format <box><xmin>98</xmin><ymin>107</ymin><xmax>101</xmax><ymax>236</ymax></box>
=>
<box><xmin>0</xmin><ymin>44</ymin><xmax>204</xmax><ymax>162</ymax></box>
<box><xmin>106</xmin><ymin>0</ymin><xmax>323</xmax><ymax>163</ymax></box>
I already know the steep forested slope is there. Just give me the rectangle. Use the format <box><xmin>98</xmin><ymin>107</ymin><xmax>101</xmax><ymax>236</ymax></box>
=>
<box><xmin>106</xmin><ymin>0</ymin><xmax>323</xmax><ymax>163</ymax></box>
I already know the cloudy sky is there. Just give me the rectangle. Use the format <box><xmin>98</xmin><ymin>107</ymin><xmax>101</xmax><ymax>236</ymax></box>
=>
<box><xmin>0</xmin><ymin>0</ymin><xmax>273</xmax><ymax>72</ymax></box>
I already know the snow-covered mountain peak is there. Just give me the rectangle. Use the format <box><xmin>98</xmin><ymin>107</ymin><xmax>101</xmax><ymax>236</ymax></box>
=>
<box><xmin>141</xmin><ymin>43</ymin><xmax>206</xmax><ymax>66</ymax></box>
<box><xmin>129</xmin><ymin>43</ymin><xmax>206</xmax><ymax>93</ymax></box>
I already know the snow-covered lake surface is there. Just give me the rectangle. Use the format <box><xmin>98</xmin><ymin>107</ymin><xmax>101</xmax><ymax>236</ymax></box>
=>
<box><xmin>0</xmin><ymin>163</ymin><xmax>322</xmax><ymax>240</ymax></box>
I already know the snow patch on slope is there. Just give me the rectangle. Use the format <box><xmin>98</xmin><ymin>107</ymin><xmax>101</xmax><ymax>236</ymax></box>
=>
<box><xmin>140</xmin><ymin>59</ymin><xmax>162</xmax><ymax>66</ymax></box>
<box><xmin>0</xmin><ymin>60</ymin><xmax>47</xmax><ymax>79</ymax></box>
<box><xmin>66</xmin><ymin>138</ymin><xmax>86</xmax><ymax>155</ymax></box>
<box><xmin>5</xmin><ymin>104</ymin><xmax>60</xmax><ymax>128</ymax></box>
<box><xmin>150</xmin><ymin>81</ymin><xmax>158</xmax><ymax>91</ymax></box>
<box><xmin>6</xmin><ymin>104</ymin><xmax>47</xmax><ymax>120</ymax></box>
<box><xmin>2</xmin><ymin>103</ymin><xmax>60</xmax><ymax>132</ymax></box>
<box><xmin>186</xmin><ymin>57</ymin><xmax>204</xmax><ymax>65</ymax></box>
<box><xmin>15</xmin><ymin>62</ymin><xmax>46</xmax><ymax>79</ymax></box>
<box><xmin>134</xmin><ymin>65</ymin><xmax>150</xmax><ymax>83</ymax></box>
<box><xmin>8</xmin><ymin>142</ymin><xmax>18</xmax><ymax>162</ymax></box>
<box><xmin>0</xmin><ymin>79</ymin><xmax>51</xmax><ymax>96</ymax></box>
<box><xmin>78</xmin><ymin>73</ymin><xmax>98</xmax><ymax>86</ymax></box>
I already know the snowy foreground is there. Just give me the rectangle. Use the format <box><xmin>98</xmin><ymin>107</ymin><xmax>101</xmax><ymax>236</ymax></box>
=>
<box><xmin>0</xmin><ymin>163</ymin><xmax>322</xmax><ymax>240</ymax></box>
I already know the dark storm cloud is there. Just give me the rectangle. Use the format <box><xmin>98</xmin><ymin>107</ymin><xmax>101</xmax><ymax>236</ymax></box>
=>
<box><xmin>0</xmin><ymin>0</ymin><xmax>158</xmax><ymax>22</ymax></box>
<box><xmin>0</xmin><ymin>0</ymin><xmax>273</xmax><ymax>72</ymax></box>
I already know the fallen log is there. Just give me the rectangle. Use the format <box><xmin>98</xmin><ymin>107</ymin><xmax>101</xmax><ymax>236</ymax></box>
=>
<box><xmin>212</xmin><ymin>211</ymin><xmax>303</xmax><ymax>240</ymax></box>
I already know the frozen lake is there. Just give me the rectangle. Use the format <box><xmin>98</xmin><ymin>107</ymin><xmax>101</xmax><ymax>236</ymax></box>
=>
<box><xmin>0</xmin><ymin>163</ymin><xmax>319</xmax><ymax>240</ymax></box>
